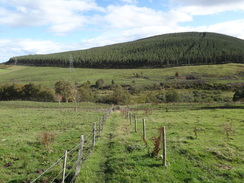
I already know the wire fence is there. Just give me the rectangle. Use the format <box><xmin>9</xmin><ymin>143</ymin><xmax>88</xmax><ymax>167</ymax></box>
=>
<box><xmin>31</xmin><ymin>106</ymin><xmax>113</xmax><ymax>183</ymax></box>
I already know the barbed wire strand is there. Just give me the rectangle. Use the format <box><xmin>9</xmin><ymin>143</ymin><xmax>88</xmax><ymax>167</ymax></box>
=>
<box><xmin>67</xmin><ymin>143</ymin><xmax>80</xmax><ymax>155</ymax></box>
<box><xmin>31</xmin><ymin>155</ymin><xmax>65</xmax><ymax>183</ymax></box>
<box><xmin>31</xmin><ymin>106</ymin><xmax>113</xmax><ymax>182</ymax></box>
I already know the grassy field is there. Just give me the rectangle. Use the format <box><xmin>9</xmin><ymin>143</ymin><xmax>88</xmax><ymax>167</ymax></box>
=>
<box><xmin>0</xmin><ymin>102</ymin><xmax>243</xmax><ymax>182</ymax></box>
<box><xmin>0</xmin><ymin>63</ymin><xmax>243</xmax><ymax>87</ymax></box>
<box><xmin>0</xmin><ymin>63</ymin><xmax>243</xmax><ymax>182</ymax></box>
<box><xmin>0</xmin><ymin>101</ymin><xmax>109</xmax><ymax>182</ymax></box>
<box><xmin>76</xmin><ymin>104</ymin><xmax>244</xmax><ymax>183</ymax></box>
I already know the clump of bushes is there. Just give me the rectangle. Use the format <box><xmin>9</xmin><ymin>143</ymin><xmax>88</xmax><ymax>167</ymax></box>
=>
<box><xmin>109</xmin><ymin>84</ymin><xmax>131</xmax><ymax>104</ymax></box>
<box><xmin>154</xmin><ymin>90</ymin><xmax>231</xmax><ymax>103</ymax></box>
<box><xmin>0</xmin><ymin>83</ymin><xmax>55</xmax><ymax>101</ymax></box>
<box><xmin>77</xmin><ymin>81</ymin><xmax>95</xmax><ymax>102</ymax></box>
<box><xmin>156</xmin><ymin>90</ymin><xmax>181</xmax><ymax>103</ymax></box>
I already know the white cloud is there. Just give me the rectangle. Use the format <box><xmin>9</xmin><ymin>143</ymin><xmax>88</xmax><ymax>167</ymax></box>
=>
<box><xmin>104</xmin><ymin>5</ymin><xmax>191</xmax><ymax>29</ymax></box>
<box><xmin>0</xmin><ymin>39</ymin><xmax>77</xmax><ymax>62</ymax></box>
<box><xmin>173</xmin><ymin>0</ymin><xmax>244</xmax><ymax>7</ymax></box>
<box><xmin>121</xmin><ymin>0</ymin><xmax>138</xmax><ymax>4</ymax></box>
<box><xmin>171</xmin><ymin>0</ymin><xmax>244</xmax><ymax>15</ymax></box>
<box><xmin>0</xmin><ymin>0</ymin><xmax>104</xmax><ymax>34</ymax></box>
<box><xmin>194</xmin><ymin>19</ymin><xmax>244</xmax><ymax>39</ymax></box>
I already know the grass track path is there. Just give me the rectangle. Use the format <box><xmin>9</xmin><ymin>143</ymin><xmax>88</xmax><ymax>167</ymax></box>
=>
<box><xmin>76</xmin><ymin>110</ymin><xmax>132</xmax><ymax>183</ymax></box>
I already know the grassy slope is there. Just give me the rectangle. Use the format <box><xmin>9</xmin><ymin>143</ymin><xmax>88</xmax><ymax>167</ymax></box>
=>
<box><xmin>77</xmin><ymin>105</ymin><xmax>244</xmax><ymax>183</ymax></box>
<box><xmin>0</xmin><ymin>63</ymin><xmax>243</xmax><ymax>87</ymax></box>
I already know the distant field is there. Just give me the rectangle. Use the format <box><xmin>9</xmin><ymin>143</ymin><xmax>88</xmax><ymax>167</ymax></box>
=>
<box><xmin>0</xmin><ymin>63</ymin><xmax>243</xmax><ymax>87</ymax></box>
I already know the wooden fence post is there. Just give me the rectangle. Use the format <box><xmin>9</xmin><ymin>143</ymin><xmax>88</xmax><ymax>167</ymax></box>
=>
<box><xmin>103</xmin><ymin>115</ymin><xmax>106</xmax><ymax>126</ymax></box>
<box><xmin>143</xmin><ymin>119</ymin><xmax>146</xmax><ymax>140</ymax></box>
<box><xmin>75</xmin><ymin>135</ymin><xmax>84</xmax><ymax>176</ymax></box>
<box><xmin>130</xmin><ymin>113</ymin><xmax>132</xmax><ymax>125</ymax></box>
<box><xmin>92</xmin><ymin>123</ymin><xmax>96</xmax><ymax>147</ymax></box>
<box><xmin>162</xmin><ymin>126</ymin><xmax>166</xmax><ymax>167</ymax></box>
<box><xmin>98</xmin><ymin>119</ymin><xmax>101</xmax><ymax>136</ymax></box>
<box><xmin>62</xmin><ymin>151</ymin><xmax>68</xmax><ymax>183</ymax></box>
<box><xmin>127</xmin><ymin>111</ymin><xmax>129</xmax><ymax>121</ymax></box>
<box><xmin>134</xmin><ymin>115</ymin><xmax>137</xmax><ymax>132</ymax></box>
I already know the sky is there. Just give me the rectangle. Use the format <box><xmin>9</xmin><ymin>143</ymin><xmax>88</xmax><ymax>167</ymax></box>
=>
<box><xmin>0</xmin><ymin>0</ymin><xmax>244</xmax><ymax>63</ymax></box>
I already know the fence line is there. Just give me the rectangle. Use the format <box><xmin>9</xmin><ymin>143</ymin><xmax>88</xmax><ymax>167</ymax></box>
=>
<box><xmin>31</xmin><ymin>106</ymin><xmax>113</xmax><ymax>183</ymax></box>
<box><xmin>123</xmin><ymin>108</ymin><xmax>167</xmax><ymax>167</ymax></box>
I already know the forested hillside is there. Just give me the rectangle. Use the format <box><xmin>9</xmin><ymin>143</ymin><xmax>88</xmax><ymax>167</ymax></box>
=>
<box><xmin>7</xmin><ymin>32</ymin><xmax>244</xmax><ymax>68</ymax></box>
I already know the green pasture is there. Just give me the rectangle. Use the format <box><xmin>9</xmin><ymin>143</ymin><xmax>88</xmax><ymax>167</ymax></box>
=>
<box><xmin>77</xmin><ymin>104</ymin><xmax>244</xmax><ymax>183</ymax></box>
<box><xmin>0</xmin><ymin>63</ymin><xmax>243</xmax><ymax>87</ymax></box>
<box><xmin>0</xmin><ymin>62</ymin><xmax>243</xmax><ymax>182</ymax></box>
<box><xmin>0</xmin><ymin>101</ymin><xmax>243</xmax><ymax>182</ymax></box>
<box><xmin>0</xmin><ymin>101</ymin><xmax>109</xmax><ymax>182</ymax></box>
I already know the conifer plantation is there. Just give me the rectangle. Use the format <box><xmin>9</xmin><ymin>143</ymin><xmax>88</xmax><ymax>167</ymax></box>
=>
<box><xmin>7</xmin><ymin>32</ymin><xmax>244</xmax><ymax>68</ymax></box>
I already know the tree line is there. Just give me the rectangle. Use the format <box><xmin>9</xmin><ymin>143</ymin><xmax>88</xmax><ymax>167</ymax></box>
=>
<box><xmin>0</xmin><ymin>81</ymin><xmax>131</xmax><ymax>105</ymax></box>
<box><xmin>1</xmin><ymin>80</ymin><xmax>243</xmax><ymax>104</ymax></box>
<box><xmin>7</xmin><ymin>32</ymin><xmax>244</xmax><ymax>68</ymax></box>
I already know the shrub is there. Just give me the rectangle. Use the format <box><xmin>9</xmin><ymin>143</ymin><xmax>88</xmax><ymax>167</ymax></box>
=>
<box><xmin>95</xmin><ymin>79</ymin><xmax>104</xmax><ymax>89</ymax></box>
<box><xmin>110</xmin><ymin>84</ymin><xmax>131</xmax><ymax>104</ymax></box>
<box><xmin>23</xmin><ymin>83</ymin><xmax>55</xmax><ymax>101</ymax></box>
<box><xmin>37</xmin><ymin>132</ymin><xmax>57</xmax><ymax>153</ymax></box>
<box><xmin>193</xmin><ymin>90</ymin><xmax>223</xmax><ymax>103</ymax></box>
<box><xmin>0</xmin><ymin>83</ymin><xmax>24</xmax><ymax>100</ymax></box>
<box><xmin>233</xmin><ymin>89</ymin><xmax>244</xmax><ymax>101</ymax></box>
<box><xmin>156</xmin><ymin>93</ymin><xmax>166</xmax><ymax>103</ymax></box>
<box><xmin>37</xmin><ymin>87</ymin><xmax>55</xmax><ymax>102</ymax></box>
<box><xmin>165</xmin><ymin>90</ymin><xmax>180</xmax><ymax>103</ymax></box>
<box><xmin>77</xmin><ymin>86</ymin><xmax>95</xmax><ymax>102</ymax></box>
<box><xmin>54</xmin><ymin>80</ymin><xmax>73</xmax><ymax>102</ymax></box>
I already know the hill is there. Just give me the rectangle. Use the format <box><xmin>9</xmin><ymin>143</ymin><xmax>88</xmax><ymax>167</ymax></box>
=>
<box><xmin>6</xmin><ymin>32</ymin><xmax>244</xmax><ymax>68</ymax></box>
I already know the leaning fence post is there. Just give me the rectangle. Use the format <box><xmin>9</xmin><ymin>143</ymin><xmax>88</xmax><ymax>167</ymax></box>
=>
<box><xmin>92</xmin><ymin>122</ymin><xmax>96</xmax><ymax>147</ymax></box>
<box><xmin>162</xmin><ymin>126</ymin><xmax>166</xmax><ymax>167</ymax></box>
<box><xmin>143</xmin><ymin>119</ymin><xmax>146</xmax><ymax>140</ymax></box>
<box><xmin>75</xmin><ymin>135</ymin><xmax>84</xmax><ymax>176</ymax></box>
<box><xmin>134</xmin><ymin>115</ymin><xmax>137</xmax><ymax>132</ymax></box>
<box><xmin>62</xmin><ymin>151</ymin><xmax>68</xmax><ymax>183</ymax></box>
